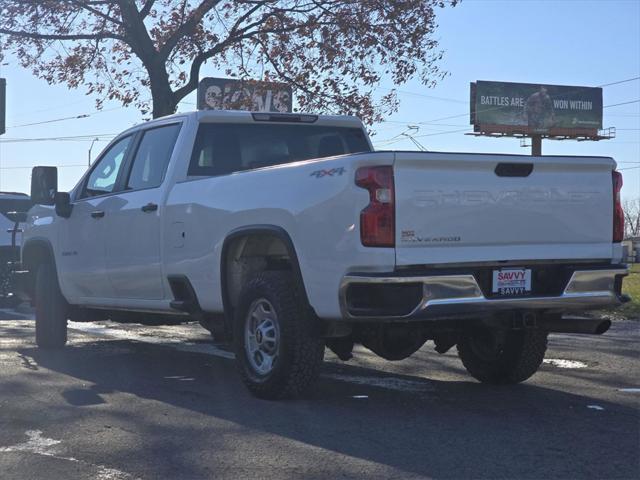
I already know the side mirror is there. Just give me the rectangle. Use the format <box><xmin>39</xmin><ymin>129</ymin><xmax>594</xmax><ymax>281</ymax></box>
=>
<box><xmin>30</xmin><ymin>166</ymin><xmax>58</xmax><ymax>205</ymax></box>
<box><xmin>54</xmin><ymin>192</ymin><xmax>73</xmax><ymax>219</ymax></box>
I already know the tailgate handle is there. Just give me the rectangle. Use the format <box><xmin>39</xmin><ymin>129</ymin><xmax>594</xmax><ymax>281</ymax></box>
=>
<box><xmin>495</xmin><ymin>163</ymin><xmax>533</xmax><ymax>177</ymax></box>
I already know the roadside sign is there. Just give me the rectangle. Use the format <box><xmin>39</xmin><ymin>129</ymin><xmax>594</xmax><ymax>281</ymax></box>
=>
<box><xmin>470</xmin><ymin>80</ymin><xmax>603</xmax><ymax>136</ymax></box>
<box><xmin>197</xmin><ymin>77</ymin><xmax>292</xmax><ymax>113</ymax></box>
<box><xmin>0</xmin><ymin>78</ymin><xmax>5</xmax><ymax>135</ymax></box>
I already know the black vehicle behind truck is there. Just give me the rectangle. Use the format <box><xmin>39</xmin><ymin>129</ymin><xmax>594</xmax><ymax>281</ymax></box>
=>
<box><xmin>0</xmin><ymin>192</ymin><xmax>31</xmax><ymax>306</ymax></box>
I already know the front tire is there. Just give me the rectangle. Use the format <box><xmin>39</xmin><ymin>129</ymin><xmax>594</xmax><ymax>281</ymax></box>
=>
<box><xmin>457</xmin><ymin>328</ymin><xmax>547</xmax><ymax>384</ymax></box>
<box><xmin>35</xmin><ymin>263</ymin><xmax>68</xmax><ymax>349</ymax></box>
<box><xmin>234</xmin><ymin>271</ymin><xmax>324</xmax><ymax>400</ymax></box>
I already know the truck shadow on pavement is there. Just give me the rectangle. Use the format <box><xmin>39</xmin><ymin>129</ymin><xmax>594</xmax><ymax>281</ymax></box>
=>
<box><xmin>14</xmin><ymin>336</ymin><xmax>640</xmax><ymax>480</ymax></box>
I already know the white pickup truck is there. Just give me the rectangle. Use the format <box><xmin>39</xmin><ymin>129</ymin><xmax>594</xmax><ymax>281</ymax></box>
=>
<box><xmin>20</xmin><ymin>110</ymin><xmax>628</xmax><ymax>399</ymax></box>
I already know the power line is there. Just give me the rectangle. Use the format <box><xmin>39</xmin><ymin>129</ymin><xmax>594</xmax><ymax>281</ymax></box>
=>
<box><xmin>7</xmin><ymin>104</ymin><xmax>130</xmax><ymax>129</ymax></box>
<box><xmin>378</xmin><ymin>119</ymin><xmax>469</xmax><ymax>127</ymax></box>
<box><xmin>391</xmin><ymin>78</ymin><xmax>640</xmax><ymax>129</ymax></box>
<box><xmin>415</xmin><ymin>112</ymin><xmax>469</xmax><ymax>124</ymax></box>
<box><xmin>0</xmin><ymin>164</ymin><xmax>88</xmax><ymax>170</ymax></box>
<box><xmin>416</xmin><ymin>98</ymin><xmax>640</xmax><ymax>126</ymax></box>
<box><xmin>9</xmin><ymin>114</ymin><xmax>91</xmax><ymax>128</ymax></box>
<box><xmin>377</xmin><ymin>127</ymin><xmax>471</xmax><ymax>145</ymax></box>
<box><xmin>411</xmin><ymin>128</ymin><xmax>472</xmax><ymax>139</ymax></box>
<box><xmin>377</xmin><ymin>116</ymin><xmax>639</xmax><ymax>146</ymax></box>
<box><xmin>598</xmin><ymin>77</ymin><xmax>640</xmax><ymax>87</ymax></box>
<box><xmin>378</xmin><ymin>77</ymin><xmax>640</xmax><ymax>115</ymax></box>
<box><xmin>6</xmin><ymin>96</ymin><xmax>179</xmax><ymax>130</ymax></box>
<box><xmin>604</xmin><ymin>99</ymin><xmax>640</xmax><ymax>108</ymax></box>
<box><xmin>0</xmin><ymin>134</ymin><xmax>115</xmax><ymax>143</ymax></box>
<box><xmin>9</xmin><ymin>98</ymin><xmax>97</xmax><ymax>121</ymax></box>
<box><xmin>375</xmin><ymin>86</ymin><xmax>467</xmax><ymax>104</ymax></box>
<box><xmin>4</xmin><ymin>77</ymin><xmax>637</xmax><ymax>137</ymax></box>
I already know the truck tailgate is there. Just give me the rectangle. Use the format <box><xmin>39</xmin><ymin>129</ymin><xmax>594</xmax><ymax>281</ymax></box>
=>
<box><xmin>394</xmin><ymin>152</ymin><xmax>616</xmax><ymax>266</ymax></box>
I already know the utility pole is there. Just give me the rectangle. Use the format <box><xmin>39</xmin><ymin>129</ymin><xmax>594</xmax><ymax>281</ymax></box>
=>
<box><xmin>531</xmin><ymin>135</ymin><xmax>542</xmax><ymax>156</ymax></box>
<box><xmin>0</xmin><ymin>66</ymin><xmax>7</xmax><ymax>190</ymax></box>
<box><xmin>88</xmin><ymin>137</ymin><xmax>99</xmax><ymax>167</ymax></box>
<box><xmin>0</xmin><ymin>78</ymin><xmax>5</xmax><ymax>136</ymax></box>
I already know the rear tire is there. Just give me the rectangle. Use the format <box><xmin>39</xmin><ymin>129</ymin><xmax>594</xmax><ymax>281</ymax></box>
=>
<box><xmin>234</xmin><ymin>271</ymin><xmax>324</xmax><ymax>400</ymax></box>
<box><xmin>457</xmin><ymin>328</ymin><xmax>547</xmax><ymax>384</ymax></box>
<box><xmin>35</xmin><ymin>263</ymin><xmax>68</xmax><ymax>349</ymax></box>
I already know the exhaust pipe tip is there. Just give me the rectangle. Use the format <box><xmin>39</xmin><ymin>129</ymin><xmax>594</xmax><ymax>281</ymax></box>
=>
<box><xmin>538</xmin><ymin>316</ymin><xmax>613</xmax><ymax>335</ymax></box>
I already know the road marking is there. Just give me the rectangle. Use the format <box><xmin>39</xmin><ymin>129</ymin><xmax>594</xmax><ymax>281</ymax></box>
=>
<box><xmin>164</xmin><ymin>376</ymin><xmax>195</xmax><ymax>381</ymax></box>
<box><xmin>617</xmin><ymin>388</ymin><xmax>640</xmax><ymax>393</ymax></box>
<box><xmin>0</xmin><ymin>430</ymin><xmax>61</xmax><ymax>455</ymax></box>
<box><xmin>0</xmin><ymin>430</ymin><xmax>134</xmax><ymax>480</ymax></box>
<box><xmin>587</xmin><ymin>405</ymin><xmax>605</xmax><ymax>411</ymax></box>
<box><xmin>543</xmin><ymin>358</ymin><xmax>588</xmax><ymax>369</ymax></box>
<box><xmin>67</xmin><ymin>321</ymin><xmax>235</xmax><ymax>359</ymax></box>
<box><xmin>0</xmin><ymin>307</ymin><xmax>32</xmax><ymax>320</ymax></box>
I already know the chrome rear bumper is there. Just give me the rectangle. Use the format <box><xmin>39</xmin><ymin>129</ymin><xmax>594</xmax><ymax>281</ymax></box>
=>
<box><xmin>339</xmin><ymin>267</ymin><xmax>628</xmax><ymax>321</ymax></box>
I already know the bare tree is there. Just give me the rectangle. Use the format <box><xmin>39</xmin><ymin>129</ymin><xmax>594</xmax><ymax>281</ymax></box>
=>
<box><xmin>623</xmin><ymin>198</ymin><xmax>640</xmax><ymax>239</ymax></box>
<box><xmin>0</xmin><ymin>1</ymin><xmax>458</xmax><ymax>121</ymax></box>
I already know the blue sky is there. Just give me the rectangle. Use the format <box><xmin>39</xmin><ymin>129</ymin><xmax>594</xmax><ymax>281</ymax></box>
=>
<box><xmin>0</xmin><ymin>0</ymin><xmax>639</xmax><ymax>198</ymax></box>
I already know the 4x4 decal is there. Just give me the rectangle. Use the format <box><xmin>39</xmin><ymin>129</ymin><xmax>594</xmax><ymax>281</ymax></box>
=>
<box><xmin>310</xmin><ymin>167</ymin><xmax>346</xmax><ymax>178</ymax></box>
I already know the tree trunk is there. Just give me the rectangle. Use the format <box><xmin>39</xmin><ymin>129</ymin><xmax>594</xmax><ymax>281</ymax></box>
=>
<box><xmin>148</xmin><ymin>61</ymin><xmax>178</xmax><ymax>119</ymax></box>
<box><xmin>151</xmin><ymin>86</ymin><xmax>178</xmax><ymax>119</ymax></box>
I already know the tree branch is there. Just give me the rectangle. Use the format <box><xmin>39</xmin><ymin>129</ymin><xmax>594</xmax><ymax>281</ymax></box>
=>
<box><xmin>173</xmin><ymin>46</ymin><xmax>222</xmax><ymax>101</ymax></box>
<box><xmin>159</xmin><ymin>0</ymin><xmax>221</xmax><ymax>59</ymax></box>
<box><xmin>0</xmin><ymin>27</ymin><xmax>124</xmax><ymax>41</ymax></box>
<box><xmin>115</xmin><ymin>0</ymin><xmax>158</xmax><ymax>58</ymax></box>
<box><xmin>68</xmin><ymin>0</ymin><xmax>123</xmax><ymax>26</ymax></box>
<box><xmin>139</xmin><ymin>0</ymin><xmax>157</xmax><ymax>18</ymax></box>
<box><xmin>172</xmin><ymin>6</ymin><xmax>329</xmax><ymax>102</ymax></box>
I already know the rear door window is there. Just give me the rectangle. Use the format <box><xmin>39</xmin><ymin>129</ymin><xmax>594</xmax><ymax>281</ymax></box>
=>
<box><xmin>188</xmin><ymin>123</ymin><xmax>370</xmax><ymax>177</ymax></box>
<box><xmin>126</xmin><ymin>124</ymin><xmax>182</xmax><ymax>191</ymax></box>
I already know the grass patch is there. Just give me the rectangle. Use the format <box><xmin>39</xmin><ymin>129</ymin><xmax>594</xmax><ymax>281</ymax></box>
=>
<box><xmin>590</xmin><ymin>264</ymin><xmax>640</xmax><ymax>320</ymax></box>
<box><xmin>616</xmin><ymin>264</ymin><xmax>640</xmax><ymax>319</ymax></box>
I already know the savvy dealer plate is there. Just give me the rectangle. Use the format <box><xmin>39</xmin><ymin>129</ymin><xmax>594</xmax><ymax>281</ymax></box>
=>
<box><xmin>492</xmin><ymin>268</ymin><xmax>532</xmax><ymax>295</ymax></box>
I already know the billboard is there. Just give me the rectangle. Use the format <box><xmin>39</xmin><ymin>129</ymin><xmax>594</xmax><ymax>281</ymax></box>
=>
<box><xmin>470</xmin><ymin>81</ymin><xmax>603</xmax><ymax>135</ymax></box>
<box><xmin>0</xmin><ymin>78</ymin><xmax>5</xmax><ymax>135</ymax></box>
<box><xmin>197</xmin><ymin>77</ymin><xmax>292</xmax><ymax>113</ymax></box>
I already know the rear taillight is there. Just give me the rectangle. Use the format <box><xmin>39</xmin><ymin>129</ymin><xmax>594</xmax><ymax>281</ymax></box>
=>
<box><xmin>613</xmin><ymin>170</ymin><xmax>624</xmax><ymax>242</ymax></box>
<box><xmin>355</xmin><ymin>166</ymin><xmax>395</xmax><ymax>247</ymax></box>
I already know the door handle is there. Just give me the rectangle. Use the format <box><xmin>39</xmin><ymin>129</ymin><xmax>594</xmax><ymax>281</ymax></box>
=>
<box><xmin>141</xmin><ymin>203</ymin><xmax>158</xmax><ymax>213</ymax></box>
<box><xmin>91</xmin><ymin>210</ymin><xmax>105</xmax><ymax>219</ymax></box>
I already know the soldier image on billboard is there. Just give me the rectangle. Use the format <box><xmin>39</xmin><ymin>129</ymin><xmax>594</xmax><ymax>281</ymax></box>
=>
<box><xmin>525</xmin><ymin>86</ymin><xmax>555</xmax><ymax>130</ymax></box>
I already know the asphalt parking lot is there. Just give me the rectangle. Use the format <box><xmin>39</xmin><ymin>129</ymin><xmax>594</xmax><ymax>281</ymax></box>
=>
<box><xmin>0</xmin><ymin>308</ymin><xmax>638</xmax><ymax>480</ymax></box>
